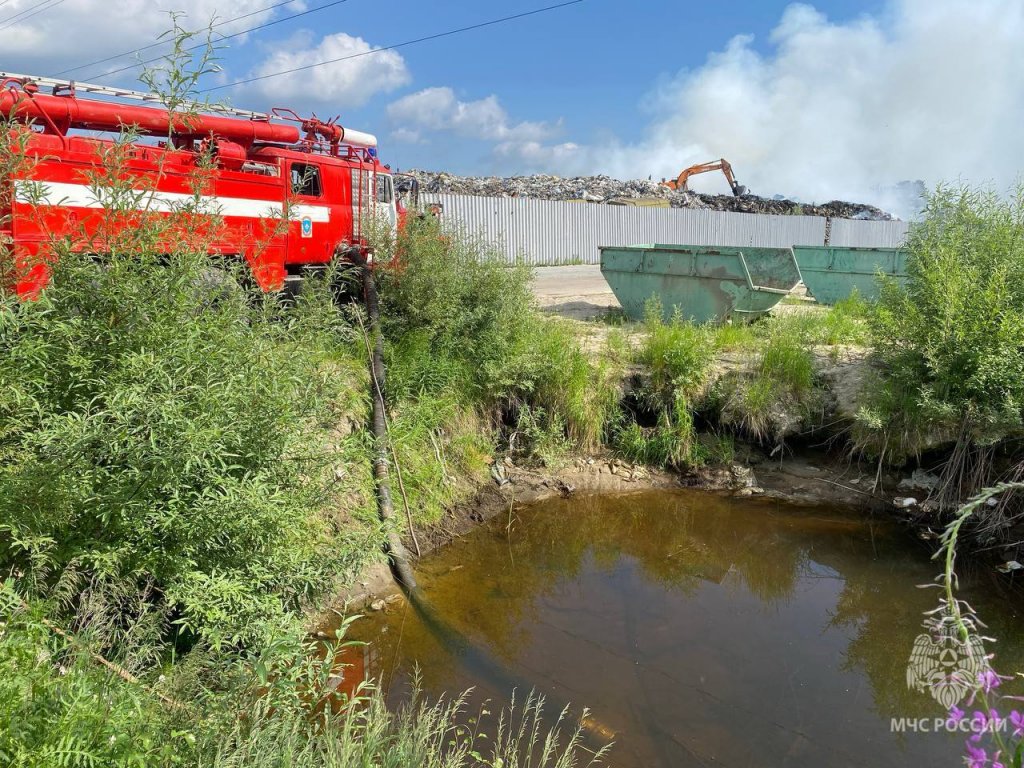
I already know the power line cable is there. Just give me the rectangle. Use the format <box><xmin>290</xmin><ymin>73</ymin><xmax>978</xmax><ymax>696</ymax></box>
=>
<box><xmin>82</xmin><ymin>0</ymin><xmax>350</xmax><ymax>82</ymax></box>
<box><xmin>0</xmin><ymin>0</ymin><xmax>49</xmax><ymax>24</ymax></box>
<box><xmin>0</xmin><ymin>0</ymin><xmax>64</xmax><ymax>31</ymax></box>
<box><xmin>0</xmin><ymin>0</ymin><xmax>62</xmax><ymax>29</ymax></box>
<box><xmin>202</xmin><ymin>0</ymin><xmax>584</xmax><ymax>93</ymax></box>
<box><xmin>56</xmin><ymin>0</ymin><xmax>301</xmax><ymax>76</ymax></box>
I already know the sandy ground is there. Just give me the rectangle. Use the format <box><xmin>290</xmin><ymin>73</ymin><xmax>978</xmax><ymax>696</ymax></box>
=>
<box><xmin>531</xmin><ymin>264</ymin><xmax>620</xmax><ymax>320</ymax></box>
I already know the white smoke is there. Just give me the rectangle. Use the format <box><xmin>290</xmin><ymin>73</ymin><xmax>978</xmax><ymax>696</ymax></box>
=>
<box><xmin>501</xmin><ymin>0</ymin><xmax>1024</xmax><ymax>219</ymax></box>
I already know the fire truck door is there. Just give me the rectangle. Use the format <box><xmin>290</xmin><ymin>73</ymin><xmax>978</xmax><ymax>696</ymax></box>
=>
<box><xmin>288</xmin><ymin>161</ymin><xmax>333</xmax><ymax>262</ymax></box>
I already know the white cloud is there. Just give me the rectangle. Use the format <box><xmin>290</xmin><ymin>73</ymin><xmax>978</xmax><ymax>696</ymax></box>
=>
<box><xmin>0</xmin><ymin>2</ymin><xmax>406</xmax><ymax>112</ymax></box>
<box><xmin>387</xmin><ymin>86</ymin><xmax>557</xmax><ymax>143</ymax></box>
<box><xmin>390</xmin><ymin>127</ymin><xmax>424</xmax><ymax>144</ymax></box>
<box><xmin>246</xmin><ymin>31</ymin><xmax>409</xmax><ymax>108</ymax></box>
<box><xmin>582</xmin><ymin>0</ymin><xmax>1024</xmax><ymax>216</ymax></box>
<box><xmin>0</xmin><ymin>0</ymin><xmax>278</xmax><ymax>77</ymax></box>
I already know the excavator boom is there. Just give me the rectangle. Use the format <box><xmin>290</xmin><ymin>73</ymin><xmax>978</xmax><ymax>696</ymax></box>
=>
<box><xmin>661</xmin><ymin>158</ymin><xmax>748</xmax><ymax>197</ymax></box>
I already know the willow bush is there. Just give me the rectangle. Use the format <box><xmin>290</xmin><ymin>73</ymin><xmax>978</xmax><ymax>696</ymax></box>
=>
<box><xmin>856</xmin><ymin>186</ymin><xmax>1024</xmax><ymax>461</ymax></box>
<box><xmin>0</xmin><ymin>222</ymin><xmax>366</xmax><ymax>650</ymax></box>
<box><xmin>378</xmin><ymin>215</ymin><xmax>621</xmax><ymax>463</ymax></box>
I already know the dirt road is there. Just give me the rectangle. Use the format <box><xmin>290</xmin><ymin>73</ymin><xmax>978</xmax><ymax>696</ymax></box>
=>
<box><xmin>531</xmin><ymin>264</ymin><xmax>620</xmax><ymax>320</ymax></box>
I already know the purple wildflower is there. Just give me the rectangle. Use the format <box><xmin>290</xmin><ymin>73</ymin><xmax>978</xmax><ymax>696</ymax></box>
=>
<box><xmin>1010</xmin><ymin>710</ymin><xmax>1024</xmax><ymax>737</ymax></box>
<box><xmin>965</xmin><ymin>742</ymin><xmax>988</xmax><ymax>768</ymax></box>
<box><xmin>970</xmin><ymin>711</ymin><xmax>990</xmax><ymax>742</ymax></box>
<box><xmin>979</xmin><ymin>668</ymin><xmax>1003</xmax><ymax>693</ymax></box>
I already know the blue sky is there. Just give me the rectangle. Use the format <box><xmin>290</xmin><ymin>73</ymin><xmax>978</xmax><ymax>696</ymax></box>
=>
<box><xmin>2</xmin><ymin>0</ymin><xmax>1021</xmax><ymax>214</ymax></box>
<box><xmin>357</xmin><ymin>0</ymin><xmax>886</xmax><ymax>166</ymax></box>
<box><xmin>208</xmin><ymin>0</ymin><xmax>888</xmax><ymax>174</ymax></box>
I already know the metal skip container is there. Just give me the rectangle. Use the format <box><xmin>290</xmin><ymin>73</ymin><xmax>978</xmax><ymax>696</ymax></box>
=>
<box><xmin>599</xmin><ymin>244</ymin><xmax>802</xmax><ymax>323</ymax></box>
<box><xmin>791</xmin><ymin>246</ymin><xmax>907</xmax><ymax>305</ymax></box>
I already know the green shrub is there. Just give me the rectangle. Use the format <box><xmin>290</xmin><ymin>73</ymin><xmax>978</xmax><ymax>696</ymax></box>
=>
<box><xmin>0</xmin><ymin>248</ymin><xmax>369</xmax><ymax>647</ymax></box>
<box><xmin>380</xmin><ymin>216</ymin><xmax>621</xmax><ymax>462</ymax></box>
<box><xmin>378</xmin><ymin>217</ymin><xmax>535</xmax><ymax>405</ymax></box>
<box><xmin>856</xmin><ymin>185</ymin><xmax>1024</xmax><ymax>464</ymax></box>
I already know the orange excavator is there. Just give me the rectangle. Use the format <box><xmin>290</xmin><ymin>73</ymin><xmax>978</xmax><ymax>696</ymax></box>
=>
<box><xmin>661</xmin><ymin>158</ymin><xmax>748</xmax><ymax>197</ymax></box>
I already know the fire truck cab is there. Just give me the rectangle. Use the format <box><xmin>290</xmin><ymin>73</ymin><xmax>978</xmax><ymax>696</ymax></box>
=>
<box><xmin>0</xmin><ymin>72</ymin><xmax>408</xmax><ymax>298</ymax></box>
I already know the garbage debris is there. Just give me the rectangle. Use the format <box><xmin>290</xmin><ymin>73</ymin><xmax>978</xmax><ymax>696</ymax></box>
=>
<box><xmin>897</xmin><ymin>469</ymin><xmax>941</xmax><ymax>492</ymax></box>
<box><xmin>405</xmin><ymin>170</ymin><xmax>896</xmax><ymax>221</ymax></box>
<box><xmin>490</xmin><ymin>462</ymin><xmax>509</xmax><ymax>487</ymax></box>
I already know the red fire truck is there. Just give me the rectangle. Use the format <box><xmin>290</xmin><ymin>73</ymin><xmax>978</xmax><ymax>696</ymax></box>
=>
<box><xmin>0</xmin><ymin>72</ymin><xmax>413</xmax><ymax>298</ymax></box>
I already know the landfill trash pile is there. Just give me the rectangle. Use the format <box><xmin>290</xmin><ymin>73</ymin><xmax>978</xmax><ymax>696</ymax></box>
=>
<box><xmin>698</xmin><ymin>194</ymin><xmax>895</xmax><ymax>220</ymax></box>
<box><xmin>406</xmin><ymin>170</ymin><xmax>896</xmax><ymax>221</ymax></box>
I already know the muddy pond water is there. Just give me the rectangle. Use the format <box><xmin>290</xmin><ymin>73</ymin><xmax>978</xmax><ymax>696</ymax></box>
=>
<box><xmin>343</xmin><ymin>489</ymin><xmax>1024</xmax><ymax>767</ymax></box>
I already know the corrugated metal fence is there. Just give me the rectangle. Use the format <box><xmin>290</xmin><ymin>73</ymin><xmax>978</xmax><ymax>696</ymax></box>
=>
<box><xmin>421</xmin><ymin>193</ymin><xmax>911</xmax><ymax>265</ymax></box>
<box><xmin>829</xmin><ymin>217</ymin><xmax>909</xmax><ymax>248</ymax></box>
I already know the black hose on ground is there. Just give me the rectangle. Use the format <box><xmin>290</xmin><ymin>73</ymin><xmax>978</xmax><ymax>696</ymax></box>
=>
<box><xmin>350</xmin><ymin>250</ymin><xmax>614</xmax><ymax>749</ymax></box>
<box><xmin>352</xmin><ymin>249</ymin><xmax>417</xmax><ymax>591</ymax></box>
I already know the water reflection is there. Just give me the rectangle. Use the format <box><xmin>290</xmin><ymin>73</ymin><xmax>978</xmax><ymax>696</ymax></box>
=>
<box><xmin>342</xmin><ymin>490</ymin><xmax>1024</xmax><ymax>767</ymax></box>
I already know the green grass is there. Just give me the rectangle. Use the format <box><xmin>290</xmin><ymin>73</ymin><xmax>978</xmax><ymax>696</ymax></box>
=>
<box><xmin>710</xmin><ymin>293</ymin><xmax>871</xmax><ymax>352</ymax></box>
<box><xmin>1</xmin><ymin>583</ymin><xmax>606</xmax><ymax>768</ymax></box>
<box><xmin>613</xmin><ymin>413</ymin><xmax>695</xmax><ymax>468</ymax></box>
<box><xmin>619</xmin><ymin>297</ymin><xmax>843</xmax><ymax>450</ymax></box>
<box><xmin>760</xmin><ymin>335</ymin><xmax>816</xmax><ymax>394</ymax></box>
<box><xmin>712</xmin><ymin>321</ymin><xmax>757</xmax><ymax>351</ymax></box>
<box><xmin>611</xmin><ymin>300</ymin><xmax>716</xmax><ymax>468</ymax></box>
<box><xmin>639</xmin><ymin>301</ymin><xmax>717</xmax><ymax>403</ymax></box>
<box><xmin>713</xmin><ymin>325</ymin><xmax>822</xmax><ymax>444</ymax></box>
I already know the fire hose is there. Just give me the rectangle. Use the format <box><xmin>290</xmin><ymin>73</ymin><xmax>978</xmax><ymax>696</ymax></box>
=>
<box><xmin>350</xmin><ymin>250</ymin><xmax>615</xmax><ymax>749</ymax></box>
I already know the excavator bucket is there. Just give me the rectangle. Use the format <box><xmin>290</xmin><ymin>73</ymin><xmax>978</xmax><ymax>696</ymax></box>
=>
<box><xmin>791</xmin><ymin>246</ymin><xmax>907</xmax><ymax>305</ymax></box>
<box><xmin>599</xmin><ymin>244</ymin><xmax>802</xmax><ymax>323</ymax></box>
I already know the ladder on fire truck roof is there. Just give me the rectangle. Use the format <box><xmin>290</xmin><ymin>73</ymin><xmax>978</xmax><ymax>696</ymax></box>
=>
<box><xmin>0</xmin><ymin>71</ymin><xmax>272</xmax><ymax>122</ymax></box>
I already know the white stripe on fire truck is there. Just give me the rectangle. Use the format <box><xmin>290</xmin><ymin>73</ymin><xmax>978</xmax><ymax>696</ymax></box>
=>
<box><xmin>14</xmin><ymin>181</ymin><xmax>331</xmax><ymax>223</ymax></box>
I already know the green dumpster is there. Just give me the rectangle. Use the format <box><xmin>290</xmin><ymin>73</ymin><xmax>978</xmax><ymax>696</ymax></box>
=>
<box><xmin>599</xmin><ymin>244</ymin><xmax>802</xmax><ymax>323</ymax></box>
<box><xmin>792</xmin><ymin>246</ymin><xmax>907</xmax><ymax>305</ymax></box>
